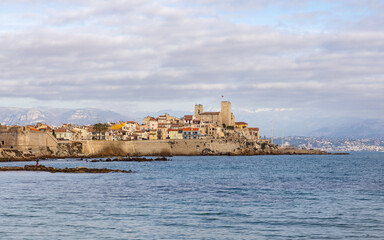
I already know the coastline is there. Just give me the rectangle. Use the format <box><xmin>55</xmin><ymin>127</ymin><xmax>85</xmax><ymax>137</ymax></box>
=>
<box><xmin>0</xmin><ymin>123</ymin><xmax>348</xmax><ymax>162</ymax></box>
<box><xmin>0</xmin><ymin>165</ymin><xmax>132</xmax><ymax>173</ymax></box>
<box><xmin>0</xmin><ymin>139</ymin><xmax>345</xmax><ymax>162</ymax></box>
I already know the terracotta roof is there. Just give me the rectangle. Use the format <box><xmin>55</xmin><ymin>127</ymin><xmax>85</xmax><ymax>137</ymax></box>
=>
<box><xmin>200</xmin><ymin>112</ymin><xmax>220</xmax><ymax>115</ymax></box>
<box><xmin>235</xmin><ymin>122</ymin><xmax>248</xmax><ymax>125</ymax></box>
<box><xmin>248</xmin><ymin>128</ymin><xmax>259</xmax><ymax>131</ymax></box>
<box><xmin>55</xmin><ymin>129</ymin><xmax>67</xmax><ymax>133</ymax></box>
<box><xmin>182</xmin><ymin>128</ymin><xmax>199</xmax><ymax>131</ymax></box>
<box><xmin>168</xmin><ymin>129</ymin><xmax>181</xmax><ymax>132</ymax></box>
<box><xmin>184</xmin><ymin>115</ymin><xmax>193</xmax><ymax>120</ymax></box>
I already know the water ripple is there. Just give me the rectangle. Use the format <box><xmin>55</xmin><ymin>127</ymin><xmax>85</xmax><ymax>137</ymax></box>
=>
<box><xmin>0</xmin><ymin>153</ymin><xmax>383</xmax><ymax>239</ymax></box>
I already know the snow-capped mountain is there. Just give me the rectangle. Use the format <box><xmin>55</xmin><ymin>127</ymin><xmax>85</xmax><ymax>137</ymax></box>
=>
<box><xmin>0</xmin><ymin>107</ymin><xmax>128</xmax><ymax>126</ymax></box>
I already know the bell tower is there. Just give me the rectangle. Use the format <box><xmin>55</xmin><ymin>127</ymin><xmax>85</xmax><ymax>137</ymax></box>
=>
<box><xmin>195</xmin><ymin>104</ymin><xmax>203</xmax><ymax>119</ymax></box>
<box><xmin>221</xmin><ymin>101</ymin><xmax>232</xmax><ymax>127</ymax></box>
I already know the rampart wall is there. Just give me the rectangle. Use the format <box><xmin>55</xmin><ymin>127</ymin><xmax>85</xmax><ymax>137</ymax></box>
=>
<box><xmin>0</xmin><ymin>127</ymin><xmax>58</xmax><ymax>156</ymax></box>
<box><xmin>0</xmin><ymin>128</ymin><xmax>328</xmax><ymax>161</ymax></box>
<box><xmin>79</xmin><ymin>138</ymin><xmax>265</xmax><ymax>157</ymax></box>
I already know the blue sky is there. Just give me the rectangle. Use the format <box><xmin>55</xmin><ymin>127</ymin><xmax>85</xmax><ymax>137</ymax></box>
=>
<box><xmin>0</xmin><ymin>0</ymin><xmax>383</xmax><ymax>135</ymax></box>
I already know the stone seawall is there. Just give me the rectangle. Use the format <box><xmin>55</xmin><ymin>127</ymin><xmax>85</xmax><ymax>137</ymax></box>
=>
<box><xmin>1</xmin><ymin>138</ymin><xmax>331</xmax><ymax>161</ymax></box>
<box><xmin>76</xmin><ymin>139</ymin><xmax>278</xmax><ymax>157</ymax></box>
<box><xmin>0</xmin><ymin>126</ymin><xmax>58</xmax><ymax>157</ymax></box>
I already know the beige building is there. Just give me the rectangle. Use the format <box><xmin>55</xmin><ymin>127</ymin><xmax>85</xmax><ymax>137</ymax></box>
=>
<box><xmin>167</xmin><ymin>129</ymin><xmax>183</xmax><ymax>139</ymax></box>
<box><xmin>157</xmin><ymin>127</ymin><xmax>168</xmax><ymax>140</ymax></box>
<box><xmin>158</xmin><ymin>113</ymin><xmax>177</xmax><ymax>124</ymax></box>
<box><xmin>72</xmin><ymin>127</ymin><xmax>92</xmax><ymax>140</ymax></box>
<box><xmin>249</xmin><ymin>128</ymin><xmax>260</xmax><ymax>140</ymax></box>
<box><xmin>201</xmin><ymin>124</ymin><xmax>225</xmax><ymax>139</ymax></box>
<box><xmin>194</xmin><ymin>101</ymin><xmax>235</xmax><ymax>127</ymax></box>
<box><xmin>55</xmin><ymin>129</ymin><xmax>73</xmax><ymax>140</ymax></box>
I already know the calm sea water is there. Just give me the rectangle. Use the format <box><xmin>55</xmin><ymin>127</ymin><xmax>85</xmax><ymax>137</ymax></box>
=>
<box><xmin>0</xmin><ymin>153</ymin><xmax>383</xmax><ymax>239</ymax></box>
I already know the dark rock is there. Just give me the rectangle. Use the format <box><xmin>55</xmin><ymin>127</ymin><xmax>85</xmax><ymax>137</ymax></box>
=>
<box><xmin>0</xmin><ymin>165</ymin><xmax>132</xmax><ymax>173</ymax></box>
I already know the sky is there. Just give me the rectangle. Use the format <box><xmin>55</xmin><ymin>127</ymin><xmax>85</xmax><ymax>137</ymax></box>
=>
<box><xmin>0</xmin><ymin>0</ymin><xmax>383</xmax><ymax>136</ymax></box>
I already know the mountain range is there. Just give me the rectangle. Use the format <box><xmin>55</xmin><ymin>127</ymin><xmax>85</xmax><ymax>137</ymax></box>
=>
<box><xmin>0</xmin><ymin>107</ymin><xmax>128</xmax><ymax>126</ymax></box>
<box><xmin>309</xmin><ymin>119</ymin><xmax>384</xmax><ymax>138</ymax></box>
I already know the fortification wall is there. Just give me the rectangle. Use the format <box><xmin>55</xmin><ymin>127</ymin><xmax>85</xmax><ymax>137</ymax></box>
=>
<box><xmin>0</xmin><ymin>127</ymin><xmax>19</xmax><ymax>147</ymax></box>
<box><xmin>0</xmin><ymin>127</ymin><xmax>58</xmax><ymax>156</ymax></box>
<box><xmin>1</xmin><ymin>137</ymin><xmax>328</xmax><ymax>161</ymax></box>
<box><xmin>82</xmin><ymin>140</ymin><xmax>172</xmax><ymax>156</ymax></box>
<box><xmin>132</xmin><ymin>141</ymin><xmax>172</xmax><ymax>155</ymax></box>
<box><xmin>79</xmin><ymin>139</ymin><xmax>259</xmax><ymax>156</ymax></box>
<box><xmin>82</xmin><ymin>141</ymin><xmax>134</xmax><ymax>156</ymax></box>
<box><xmin>169</xmin><ymin>140</ymin><xmax>207</xmax><ymax>155</ymax></box>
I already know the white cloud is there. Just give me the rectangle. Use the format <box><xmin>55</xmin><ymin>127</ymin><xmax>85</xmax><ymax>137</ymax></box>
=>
<box><xmin>239</xmin><ymin>108</ymin><xmax>294</xmax><ymax>113</ymax></box>
<box><xmin>0</xmin><ymin>0</ymin><xmax>383</xmax><ymax>121</ymax></box>
<box><xmin>172</xmin><ymin>84</ymin><xmax>237</xmax><ymax>90</ymax></box>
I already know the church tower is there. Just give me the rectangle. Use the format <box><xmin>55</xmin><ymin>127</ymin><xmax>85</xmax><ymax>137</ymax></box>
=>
<box><xmin>221</xmin><ymin>101</ymin><xmax>233</xmax><ymax>127</ymax></box>
<box><xmin>195</xmin><ymin>104</ymin><xmax>203</xmax><ymax>119</ymax></box>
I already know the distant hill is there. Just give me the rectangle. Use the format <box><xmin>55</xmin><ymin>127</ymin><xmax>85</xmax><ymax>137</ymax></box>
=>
<box><xmin>274</xmin><ymin>136</ymin><xmax>384</xmax><ymax>152</ymax></box>
<box><xmin>309</xmin><ymin>119</ymin><xmax>384</xmax><ymax>138</ymax></box>
<box><xmin>0</xmin><ymin>107</ymin><xmax>129</xmax><ymax>126</ymax></box>
<box><xmin>144</xmin><ymin>109</ymin><xmax>191</xmax><ymax>118</ymax></box>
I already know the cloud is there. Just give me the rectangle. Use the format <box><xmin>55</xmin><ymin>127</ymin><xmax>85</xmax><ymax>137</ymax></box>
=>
<box><xmin>0</xmin><ymin>0</ymin><xmax>383</xmax><ymax>122</ymax></box>
<box><xmin>239</xmin><ymin>108</ymin><xmax>294</xmax><ymax>113</ymax></box>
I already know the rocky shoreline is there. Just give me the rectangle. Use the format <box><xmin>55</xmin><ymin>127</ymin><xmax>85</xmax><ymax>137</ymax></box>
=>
<box><xmin>0</xmin><ymin>138</ymin><xmax>348</xmax><ymax>162</ymax></box>
<box><xmin>0</xmin><ymin>150</ymin><xmax>346</xmax><ymax>162</ymax></box>
<box><xmin>0</xmin><ymin>165</ymin><xmax>132</xmax><ymax>173</ymax></box>
<box><xmin>89</xmin><ymin>156</ymin><xmax>170</xmax><ymax>162</ymax></box>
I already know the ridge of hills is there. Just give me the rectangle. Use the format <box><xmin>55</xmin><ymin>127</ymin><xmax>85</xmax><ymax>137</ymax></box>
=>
<box><xmin>0</xmin><ymin>107</ymin><xmax>128</xmax><ymax>126</ymax></box>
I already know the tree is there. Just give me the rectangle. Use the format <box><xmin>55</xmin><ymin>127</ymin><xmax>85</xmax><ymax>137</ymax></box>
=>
<box><xmin>93</xmin><ymin>123</ymin><xmax>109</xmax><ymax>140</ymax></box>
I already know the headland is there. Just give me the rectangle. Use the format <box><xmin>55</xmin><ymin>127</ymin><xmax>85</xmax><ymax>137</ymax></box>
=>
<box><xmin>0</xmin><ymin>101</ymin><xmax>339</xmax><ymax>162</ymax></box>
<box><xmin>0</xmin><ymin>130</ymin><xmax>330</xmax><ymax>162</ymax></box>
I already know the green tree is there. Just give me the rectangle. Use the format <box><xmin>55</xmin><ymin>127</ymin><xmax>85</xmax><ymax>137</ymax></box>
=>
<box><xmin>93</xmin><ymin>123</ymin><xmax>109</xmax><ymax>140</ymax></box>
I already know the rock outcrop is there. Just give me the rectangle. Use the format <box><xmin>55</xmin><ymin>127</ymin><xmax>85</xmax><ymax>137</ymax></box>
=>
<box><xmin>89</xmin><ymin>156</ymin><xmax>170</xmax><ymax>162</ymax></box>
<box><xmin>0</xmin><ymin>165</ymin><xmax>132</xmax><ymax>173</ymax></box>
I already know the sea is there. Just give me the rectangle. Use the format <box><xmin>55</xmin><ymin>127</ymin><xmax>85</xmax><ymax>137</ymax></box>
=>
<box><xmin>0</xmin><ymin>153</ymin><xmax>383</xmax><ymax>239</ymax></box>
